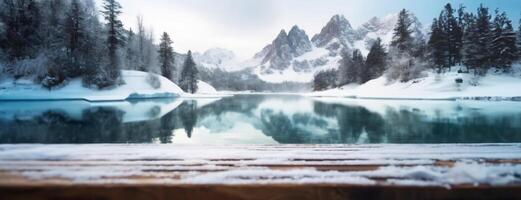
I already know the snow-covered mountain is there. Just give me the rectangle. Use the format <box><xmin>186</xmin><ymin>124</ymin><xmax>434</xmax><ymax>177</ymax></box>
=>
<box><xmin>247</xmin><ymin>13</ymin><xmax>424</xmax><ymax>83</ymax></box>
<box><xmin>193</xmin><ymin>48</ymin><xmax>243</xmax><ymax>71</ymax></box>
<box><xmin>253</xmin><ymin>26</ymin><xmax>313</xmax><ymax>72</ymax></box>
<box><xmin>312</xmin><ymin>15</ymin><xmax>356</xmax><ymax>53</ymax></box>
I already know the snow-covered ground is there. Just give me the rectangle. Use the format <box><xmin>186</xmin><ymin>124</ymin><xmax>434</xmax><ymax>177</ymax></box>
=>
<box><xmin>182</xmin><ymin>80</ymin><xmax>233</xmax><ymax>98</ymax></box>
<box><xmin>0</xmin><ymin>70</ymin><xmax>228</xmax><ymax>101</ymax></box>
<box><xmin>0</xmin><ymin>70</ymin><xmax>184</xmax><ymax>101</ymax></box>
<box><xmin>308</xmin><ymin>67</ymin><xmax>521</xmax><ymax>100</ymax></box>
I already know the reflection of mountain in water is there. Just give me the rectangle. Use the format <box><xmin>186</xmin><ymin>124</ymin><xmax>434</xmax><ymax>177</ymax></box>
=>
<box><xmin>1</xmin><ymin>95</ymin><xmax>521</xmax><ymax>144</ymax></box>
<box><xmin>194</xmin><ymin>96</ymin><xmax>521</xmax><ymax>144</ymax></box>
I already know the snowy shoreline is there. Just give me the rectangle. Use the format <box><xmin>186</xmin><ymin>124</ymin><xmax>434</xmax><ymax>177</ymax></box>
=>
<box><xmin>307</xmin><ymin>69</ymin><xmax>521</xmax><ymax>101</ymax></box>
<box><xmin>0</xmin><ymin>70</ymin><xmax>230</xmax><ymax>101</ymax></box>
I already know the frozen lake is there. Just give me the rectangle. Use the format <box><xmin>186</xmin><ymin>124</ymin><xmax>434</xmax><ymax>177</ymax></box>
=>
<box><xmin>1</xmin><ymin>95</ymin><xmax>521</xmax><ymax>144</ymax></box>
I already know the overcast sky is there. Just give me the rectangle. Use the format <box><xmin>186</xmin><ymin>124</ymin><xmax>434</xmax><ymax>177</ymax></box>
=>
<box><xmin>96</xmin><ymin>0</ymin><xmax>521</xmax><ymax>59</ymax></box>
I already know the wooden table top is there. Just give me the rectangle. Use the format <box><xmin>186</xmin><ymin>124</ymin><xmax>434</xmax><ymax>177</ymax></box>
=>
<box><xmin>0</xmin><ymin>144</ymin><xmax>520</xmax><ymax>200</ymax></box>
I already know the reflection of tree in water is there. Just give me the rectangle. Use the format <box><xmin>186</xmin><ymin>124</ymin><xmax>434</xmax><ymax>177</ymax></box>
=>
<box><xmin>0</xmin><ymin>106</ymin><xmax>179</xmax><ymax>144</ymax></box>
<box><xmin>336</xmin><ymin>105</ymin><xmax>385</xmax><ymax>143</ymax></box>
<box><xmin>259</xmin><ymin>110</ymin><xmax>337</xmax><ymax>144</ymax></box>
<box><xmin>314</xmin><ymin>101</ymin><xmax>385</xmax><ymax>144</ymax></box>
<box><xmin>178</xmin><ymin>101</ymin><xmax>198</xmax><ymax>138</ymax></box>
<box><xmin>2</xmin><ymin>96</ymin><xmax>521</xmax><ymax>144</ymax></box>
<box><xmin>260</xmin><ymin>110</ymin><xmax>306</xmax><ymax>143</ymax></box>
<box><xmin>159</xmin><ymin>110</ymin><xmax>176</xmax><ymax>144</ymax></box>
<box><xmin>314</xmin><ymin>101</ymin><xmax>521</xmax><ymax>144</ymax></box>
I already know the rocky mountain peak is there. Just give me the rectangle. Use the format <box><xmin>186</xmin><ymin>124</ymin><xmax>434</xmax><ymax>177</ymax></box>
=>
<box><xmin>255</xmin><ymin>26</ymin><xmax>313</xmax><ymax>72</ymax></box>
<box><xmin>311</xmin><ymin>14</ymin><xmax>355</xmax><ymax>49</ymax></box>
<box><xmin>273</xmin><ymin>29</ymin><xmax>290</xmax><ymax>47</ymax></box>
<box><xmin>287</xmin><ymin>25</ymin><xmax>312</xmax><ymax>57</ymax></box>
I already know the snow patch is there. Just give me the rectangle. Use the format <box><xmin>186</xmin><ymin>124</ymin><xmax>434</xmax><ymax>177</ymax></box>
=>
<box><xmin>308</xmin><ymin>68</ymin><xmax>521</xmax><ymax>100</ymax></box>
<box><xmin>0</xmin><ymin>70</ymin><xmax>184</xmax><ymax>101</ymax></box>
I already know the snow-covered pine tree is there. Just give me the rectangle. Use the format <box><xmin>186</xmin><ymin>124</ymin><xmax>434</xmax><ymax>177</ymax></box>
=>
<box><xmin>454</xmin><ymin>4</ymin><xmax>466</xmax><ymax>65</ymax></box>
<box><xmin>428</xmin><ymin>17</ymin><xmax>449</xmax><ymax>73</ymax></box>
<box><xmin>81</xmin><ymin>0</ymin><xmax>108</xmax><ymax>88</ymax></box>
<box><xmin>473</xmin><ymin>4</ymin><xmax>492</xmax><ymax>74</ymax></box>
<box><xmin>351</xmin><ymin>49</ymin><xmax>365</xmax><ymax>84</ymax></box>
<box><xmin>491</xmin><ymin>11</ymin><xmax>518</xmax><ymax>71</ymax></box>
<box><xmin>158</xmin><ymin>32</ymin><xmax>175</xmax><ymax>81</ymax></box>
<box><xmin>364</xmin><ymin>37</ymin><xmax>387</xmax><ymax>82</ymax></box>
<box><xmin>180</xmin><ymin>51</ymin><xmax>199</xmax><ymax>94</ymax></box>
<box><xmin>387</xmin><ymin>9</ymin><xmax>423</xmax><ymax>82</ymax></box>
<box><xmin>390</xmin><ymin>9</ymin><xmax>414</xmax><ymax>54</ymax></box>
<box><xmin>313</xmin><ymin>69</ymin><xmax>337</xmax><ymax>91</ymax></box>
<box><xmin>462</xmin><ymin>13</ymin><xmax>481</xmax><ymax>73</ymax></box>
<box><xmin>135</xmin><ymin>16</ymin><xmax>155</xmax><ymax>72</ymax></box>
<box><xmin>124</xmin><ymin>28</ymin><xmax>137</xmax><ymax>70</ymax></box>
<box><xmin>441</xmin><ymin>3</ymin><xmax>463</xmax><ymax>66</ymax></box>
<box><xmin>64</xmin><ymin>0</ymin><xmax>87</xmax><ymax>77</ymax></box>
<box><xmin>518</xmin><ymin>18</ymin><xmax>521</xmax><ymax>58</ymax></box>
<box><xmin>337</xmin><ymin>50</ymin><xmax>352</xmax><ymax>85</ymax></box>
<box><xmin>0</xmin><ymin>0</ymin><xmax>42</xmax><ymax>61</ymax></box>
<box><xmin>101</xmin><ymin>0</ymin><xmax>124</xmax><ymax>83</ymax></box>
<box><xmin>40</xmin><ymin>0</ymin><xmax>66</xmax><ymax>51</ymax></box>
<box><xmin>37</xmin><ymin>0</ymin><xmax>68</xmax><ymax>87</ymax></box>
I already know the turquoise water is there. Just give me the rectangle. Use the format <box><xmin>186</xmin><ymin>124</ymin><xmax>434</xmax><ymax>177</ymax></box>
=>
<box><xmin>1</xmin><ymin>95</ymin><xmax>521</xmax><ymax>144</ymax></box>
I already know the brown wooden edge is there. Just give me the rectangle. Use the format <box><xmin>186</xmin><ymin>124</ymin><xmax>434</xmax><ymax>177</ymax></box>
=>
<box><xmin>1</xmin><ymin>184</ymin><xmax>520</xmax><ymax>200</ymax></box>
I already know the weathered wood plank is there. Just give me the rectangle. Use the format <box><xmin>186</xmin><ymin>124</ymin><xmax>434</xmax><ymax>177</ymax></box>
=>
<box><xmin>0</xmin><ymin>144</ymin><xmax>520</xmax><ymax>199</ymax></box>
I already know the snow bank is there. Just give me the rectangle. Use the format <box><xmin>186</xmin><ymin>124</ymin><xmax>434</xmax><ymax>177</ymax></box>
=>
<box><xmin>196</xmin><ymin>80</ymin><xmax>218</xmax><ymax>94</ymax></box>
<box><xmin>0</xmin><ymin>70</ymin><xmax>184</xmax><ymax>101</ymax></box>
<box><xmin>308</xmin><ymin>68</ymin><xmax>521</xmax><ymax>100</ymax></box>
<box><xmin>182</xmin><ymin>80</ymin><xmax>232</xmax><ymax>98</ymax></box>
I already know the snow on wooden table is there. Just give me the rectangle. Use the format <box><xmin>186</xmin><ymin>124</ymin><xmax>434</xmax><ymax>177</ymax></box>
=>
<box><xmin>0</xmin><ymin>144</ymin><xmax>520</xmax><ymax>186</ymax></box>
<box><xmin>0</xmin><ymin>144</ymin><xmax>520</xmax><ymax>200</ymax></box>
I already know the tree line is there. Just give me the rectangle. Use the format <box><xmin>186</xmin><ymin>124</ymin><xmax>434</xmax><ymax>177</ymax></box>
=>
<box><xmin>0</xmin><ymin>0</ymin><xmax>199</xmax><ymax>93</ymax></box>
<box><xmin>314</xmin><ymin>3</ymin><xmax>521</xmax><ymax>91</ymax></box>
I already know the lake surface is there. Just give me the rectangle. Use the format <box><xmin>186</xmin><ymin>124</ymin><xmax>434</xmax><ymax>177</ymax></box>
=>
<box><xmin>1</xmin><ymin>95</ymin><xmax>521</xmax><ymax>144</ymax></box>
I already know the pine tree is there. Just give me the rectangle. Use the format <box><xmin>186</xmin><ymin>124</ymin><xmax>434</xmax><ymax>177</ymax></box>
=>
<box><xmin>428</xmin><ymin>17</ymin><xmax>449</xmax><ymax>73</ymax></box>
<box><xmin>134</xmin><ymin>16</ymin><xmax>154</xmax><ymax>72</ymax></box>
<box><xmin>41</xmin><ymin>0</ymin><xmax>66</xmax><ymax>51</ymax></box>
<box><xmin>0</xmin><ymin>0</ymin><xmax>42</xmax><ymax>60</ymax></box>
<box><xmin>65</xmin><ymin>0</ymin><xmax>86</xmax><ymax>77</ymax></box>
<box><xmin>101</xmin><ymin>0</ymin><xmax>124</xmax><ymax>82</ymax></box>
<box><xmin>441</xmin><ymin>3</ymin><xmax>463</xmax><ymax>66</ymax></box>
<box><xmin>337</xmin><ymin>51</ymin><xmax>353</xmax><ymax>86</ymax></box>
<box><xmin>180</xmin><ymin>51</ymin><xmax>199</xmax><ymax>94</ymax></box>
<box><xmin>490</xmin><ymin>11</ymin><xmax>518</xmax><ymax>71</ymax></box>
<box><xmin>313</xmin><ymin>69</ymin><xmax>337</xmax><ymax>91</ymax></box>
<box><xmin>474</xmin><ymin>4</ymin><xmax>492</xmax><ymax>74</ymax></box>
<box><xmin>518</xmin><ymin>18</ymin><xmax>521</xmax><ymax>58</ymax></box>
<box><xmin>351</xmin><ymin>49</ymin><xmax>365</xmax><ymax>84</ymax></box>
<box><xmin>158</xmin><ymin>32</ymin><xmax>175</xmax><ymax>81</ymax></box>
<box><xmin>38</xmin><ymin>0</ymin><xmax>68</xmax><ymax>87</ymax></box>
<box><xmin>391</xmin><ymin>9</ymin><xmax>413</xmax><ymax>54</ymax></box>
<box><xmin>456</xmin><ymin>4</ymin><xmax>466</xmax><ymax>65</ymax></box>
<box><xmin>364</xmin><ymin>38</ymin><xmax>387</xmax><ymax>82</ymax></box>
<box><xmin>125</xmin><ymin>28</ymin><xmax>137</xmax><ymax>70</ymax></box>
<box><xmin>81</xmin><ymin>0</ymin><xmax>107</xmax><ymax>87</ymax></box>
<box><xmin>462</xmin><ymin>13</ymin><xmax>481</xmax><ymax>73</ymax></box>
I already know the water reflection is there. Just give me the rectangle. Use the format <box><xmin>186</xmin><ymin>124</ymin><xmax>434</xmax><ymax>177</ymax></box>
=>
<box><xmin>1</xmin><ymin>95</ymin><xmax>521</xmax><ymax>144</ymax></box>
